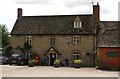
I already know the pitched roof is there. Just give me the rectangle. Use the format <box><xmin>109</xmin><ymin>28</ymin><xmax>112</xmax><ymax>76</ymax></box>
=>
<box><xmin>11</xmin><ymin>15</ymin><xmax>97</xmax><ymax>35</ymax></box>
<box><xmin>98</xmin><ymin>21</ymin><xmax>120</xmax><ymax>47</ymax></box>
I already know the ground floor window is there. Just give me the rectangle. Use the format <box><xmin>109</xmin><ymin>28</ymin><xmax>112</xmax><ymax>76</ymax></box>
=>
<box><xmin>73</xmin><ymin>51</ymin><xmax>80</xmax><ymax>60</ymax></box>
<box><xmin>106</xmin><ymin>52</ymin><xmax>119</xmax><ymax>57</ymax></box>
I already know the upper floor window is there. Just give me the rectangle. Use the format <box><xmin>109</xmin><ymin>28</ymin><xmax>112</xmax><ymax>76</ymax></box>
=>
<box><xmin>74</xmin><ymin>22</ymin><xmax>82</xmax><ymax>28</ymax></box>
<box><xmin>26</xmin><ymin>36</ymin><xmax>32</xmax><ymax>45</ymax></box>
<box><xmin>74</xmin><ymin>16</ymin><xmax>82</xmax><ymax>28</ymax></box>
<box><xmin>50</xmin><ymin>37</ymin><xmax>55</xmax><ymax>46</ymax></box>
<box><xmin>73</xmin><ymin>36</ymin><xmax>80</xmax><ymax>45</ymax></box>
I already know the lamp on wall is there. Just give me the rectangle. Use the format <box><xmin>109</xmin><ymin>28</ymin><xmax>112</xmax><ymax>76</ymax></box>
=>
<box><xmin>44</xmin><ymin>53</ymin><xmax>46</xmax><ymax>56</ymax></box>
<box><xmin>86</xmin><ymin>53</ymin><xmax>90</xmax><ymax>56</ymax></box>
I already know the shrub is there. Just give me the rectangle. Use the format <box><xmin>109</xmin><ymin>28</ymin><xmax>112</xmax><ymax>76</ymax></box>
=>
<box><xmin>33</xmin><ymin>59</ymin><xmax>39</xmax><ymax>66</ymax></box>
<box><xmin>28</xmin><ymin>59</ymin><xmax>34</xmax><ymax>67</ymax></box>
<box><xmin>28</xmin><ymin>59</ymin><xmax>34</xmax><ymax>64</ymax></box>
<box><xmin>97</xmin><ymin>58</ymin><xmax>104</xmax><ymax>69</ymax></box>
<box><xmin>74</xmin><ymin>59</ymin><xmax>82</xmax><ymax>64</ymax></box>
<box><xmin>73</xmin><ymin>59</ymin><xmax>82</xmax><ymax>68</ymax></box>
<box><xmin>54</xmin><ymin>59</ymin><xmax>60</xmax><ymax>65</ymax></box>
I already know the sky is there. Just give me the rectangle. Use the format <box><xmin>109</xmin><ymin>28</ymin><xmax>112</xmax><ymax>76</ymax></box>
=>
<box><xmin>0</xmin><ymin>0</ymin><xmax>120</xmax><ymax>32</ymax></box>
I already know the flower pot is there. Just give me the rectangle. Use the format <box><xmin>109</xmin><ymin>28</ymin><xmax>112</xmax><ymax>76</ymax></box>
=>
<box><xmin>29</xmin><ymin>63</ymin><xmax>34</xmax><ymax>67</ymax></box>
<box><xmin>54</xmin><ymin>64</ymin><xmax>59</xmax><ymax>68</ymax></box>
<box><xmin>54</xmin><ymin>59</ymin><xmax>60</xmax><ymax>68</ymax></box>
<box><xmin>33</xmin><ymin>59</ymin><xmax>39</xmax><ymax>66</ymax></box>
<box><xmin>28</xmin><ymin>59</ymin><xmax>34</xmax><ymax>67</ymax></box>
<box><xmin>74</xmin><ymin>64</ymin><xmax>81</xmax><ymax>68</ymax></box>
<box><xmin>73</xmin><ymin>59</ymin><xmax>82</xmax><ymax>68</ymax></box>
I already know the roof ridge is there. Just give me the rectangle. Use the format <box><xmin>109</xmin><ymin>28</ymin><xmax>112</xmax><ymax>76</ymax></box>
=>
<box><xmin>22</xmin><ymin>14</ymin><xmax>93</xmax><ymax>17</ymax></box>
<box><xmin>100</xmin><ymin>21</ymin><xmax>120</xmax><ymax>22</ymax></box>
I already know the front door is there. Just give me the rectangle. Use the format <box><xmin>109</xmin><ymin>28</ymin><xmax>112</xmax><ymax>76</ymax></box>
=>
<box><xmin>50</xmin><ymin>53</ymin><xmax>56</xmax><ymax>66</ymax></box>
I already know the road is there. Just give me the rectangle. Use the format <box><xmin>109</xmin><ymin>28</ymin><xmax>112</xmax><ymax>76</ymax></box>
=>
<box><xmin>0</xmin><ymin>65</ymin><xmax>119</xmax><ymax>77</ymax></box>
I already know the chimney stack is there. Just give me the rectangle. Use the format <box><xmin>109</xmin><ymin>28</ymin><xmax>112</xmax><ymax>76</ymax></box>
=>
<box><xmin>18</xmin><ymin>8</ymin><xmax>22</xmax><ymax>18</ymax></box>
<box><xmin>93</xmin><ymin>2</ymin><xmax>100</xmax><ymax>22</ymax></box>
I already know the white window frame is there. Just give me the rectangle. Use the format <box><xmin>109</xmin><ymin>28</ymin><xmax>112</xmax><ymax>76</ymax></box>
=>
<box><xmin>74</xmin><ymin>22</ymin><xmax>76</xmax><ymax>28</ymax></box>
<box><xmin>79</xmin><ymin>22</ymin><xmax>82</xmax><ymax>28</ymax></box>
<box><xmin>74</xmin><ymin>22</ymin><xmax>82</xmax><ymax>28</ymax></box>
<box><xmin>26</xmin><ymin>36</ymin><xmax>32</xmax><ymax>45</ymax></box>
<box><xmin>73</xmin><ymin>36</ymin><xmax>80</xmax><ymax>45</ymax></box>
<box><xmin>73</xmin><ymin>51</ymin><xmax>80</xmax><ymax>60</ymax></box>
<box><xmin>77</xmin><ymin>22</ymin><xmax>79</xmax><ymax>28</ymax></box>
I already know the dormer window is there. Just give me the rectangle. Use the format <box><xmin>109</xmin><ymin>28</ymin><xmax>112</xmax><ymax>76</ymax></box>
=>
<box><xmin>74</xmin><ymin>16</ymin><xmax>82</xmax><ymax>28</ymax></box>
<box><xmin>74</xmin><ymin>22</ymin><xmax>82</xmax><ymax>28</ymax></box>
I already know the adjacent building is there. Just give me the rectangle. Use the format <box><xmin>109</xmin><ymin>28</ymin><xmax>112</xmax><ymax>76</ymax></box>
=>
<box><xmin>98</xmin><ymin>21</ymin><xmax>120</xmax><ymax>67</ymax></box>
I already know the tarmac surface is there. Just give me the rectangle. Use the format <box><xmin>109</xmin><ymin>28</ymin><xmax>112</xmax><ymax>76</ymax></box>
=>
<box><xmin>0</xmin><ymin>65</ymin><xmax>119</xmax><ymax>77</ymax></box>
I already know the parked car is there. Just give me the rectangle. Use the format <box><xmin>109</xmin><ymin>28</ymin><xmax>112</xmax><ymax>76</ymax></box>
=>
<box><xmin>9</xmin><ymin>54</ymin><xmax>25</xmax><ymax>65</ymax></box>
<box><xmin>0</xmin><ymin>52</ymin><xmax>9</xmax><ymax>65</ymax></box>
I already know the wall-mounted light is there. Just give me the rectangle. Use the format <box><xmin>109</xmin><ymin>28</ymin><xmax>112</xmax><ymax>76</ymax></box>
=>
<box><xmin>86</xmin><ymin>53</ymin><xmax>90</xmax><ymax>56</ymax></box>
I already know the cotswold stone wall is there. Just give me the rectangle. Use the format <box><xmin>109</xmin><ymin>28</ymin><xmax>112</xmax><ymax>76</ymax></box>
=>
<box><xmin>11</xmin><ymin>35</ymin><xmax>95</xmax><ymax>66</ymax></box>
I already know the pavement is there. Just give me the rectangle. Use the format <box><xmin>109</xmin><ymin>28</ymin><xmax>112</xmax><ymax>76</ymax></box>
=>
<box><xmin>0</xmin><ymin>65</ymin><xmax>119</xmax><ymax>77</ymax></box>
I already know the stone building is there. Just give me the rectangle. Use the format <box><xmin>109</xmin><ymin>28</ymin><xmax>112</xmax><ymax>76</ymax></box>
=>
<box><xmin>11</xmin><ymin>3</ymin><xmax>100</xmax><ymax>66</ymax></box>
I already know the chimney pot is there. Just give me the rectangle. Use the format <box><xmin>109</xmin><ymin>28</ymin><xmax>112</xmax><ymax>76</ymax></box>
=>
<box><xmin>97</xmin><ymin>2</ymin><xmax>99</xmax><ymax>5</ymax></box>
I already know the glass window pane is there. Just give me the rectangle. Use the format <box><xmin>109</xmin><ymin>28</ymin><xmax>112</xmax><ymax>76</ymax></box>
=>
<box><xmin>73</xmin><ymin>51</ymin><xmax>80</xmax><ymax>60</ymax></box>
<box><xmin>73</xmin><ymin>36</ymin><xmax>80</xmax><ymax>45</ymax></box>
<box><xmin>74</xmin><ymin>22</ymin><xmax>76</xmax><ymax>28</ymax></box>
<box><xmin>106</xmin><ymin>52</ymin><xmax>119</xmax><ymax>57</ymax></box>
<box><xmin>80</xmin><ymin>22</ymin><xmax>82</xmax><ymax>28</ymax></box>
<box><xmin>26</xmin><ymin>36</ymin><xmax>32</xmax><ymax>45</ymax></box>
<box><xmin>50</xmin><ymin>37</ymin><xmax>55</xmax><ymax>45</ymax></box>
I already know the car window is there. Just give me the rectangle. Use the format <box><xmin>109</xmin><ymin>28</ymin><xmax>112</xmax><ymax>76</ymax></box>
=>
<box><xmin>0</xmin><ymin>53</ymin><xmax>2</xmax><ymax>56</ymax></box>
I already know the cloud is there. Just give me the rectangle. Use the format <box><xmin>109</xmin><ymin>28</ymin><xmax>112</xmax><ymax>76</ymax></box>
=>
<box><xmin>65</xmin><ymin>2</ymin><xmax>91</xmax><ymax>8</ymax></box>
<box><xmin>69</xmin><ymin>5</ymin><xmax>92</xmax><ymax>14</ymax></box>
<box><xmin>100</xmin><ymin>0</ymin><xmax>119</xmax><ymax>21</ymax></box>
<box><xmin>64</xmin><ymin>0</ymin><xmax>100</xmax><ymax>7</ymax></box>
<box><xmin>0</xmin><ymin>0</ymin><xmax>120</xmax><ymax>33</ymax></box>
<box><xmin>101</xmin><ymin>8</ymin><xmax>111</xmax><ymax>14</ymax></box>
<box><xmin>12</xmin><ymin>0</ymin><xmax>50</xmax><ymax>4</ymax></box>
<box><xmin>65</xmin><ymin>0</ymin><xmax>99</xmax><ymax>2</ymax></box>
<box><xmin>0</xmin><ymin>16</ymin><xmax>16</xmax><ymax>32</ymax></box>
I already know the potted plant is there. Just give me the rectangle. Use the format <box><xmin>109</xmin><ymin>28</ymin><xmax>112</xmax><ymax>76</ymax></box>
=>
<box><xmin>73</xmin><ymin>59</ymin><xmax>82</xmax><ymax>68</ymax></box>
<box><xmin>54</xmin><ymin>59</ymin><xmax>60</xmax><ymax>67</ymax></box>
<box><xmin>33</xmin><ymin>59</ymin><xmax>39</xmax><ymax>66</ymax></box>
<box><xmin>28</xmin><ymin>59</ymin><xmax>34</xmax><ymax>67</ymax></box>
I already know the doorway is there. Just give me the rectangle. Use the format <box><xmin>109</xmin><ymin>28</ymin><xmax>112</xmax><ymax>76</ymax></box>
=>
<box><xmin>50</xmin><ymin>53</ymin><xmax>56</xmax><ymax>66</ymax></box>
